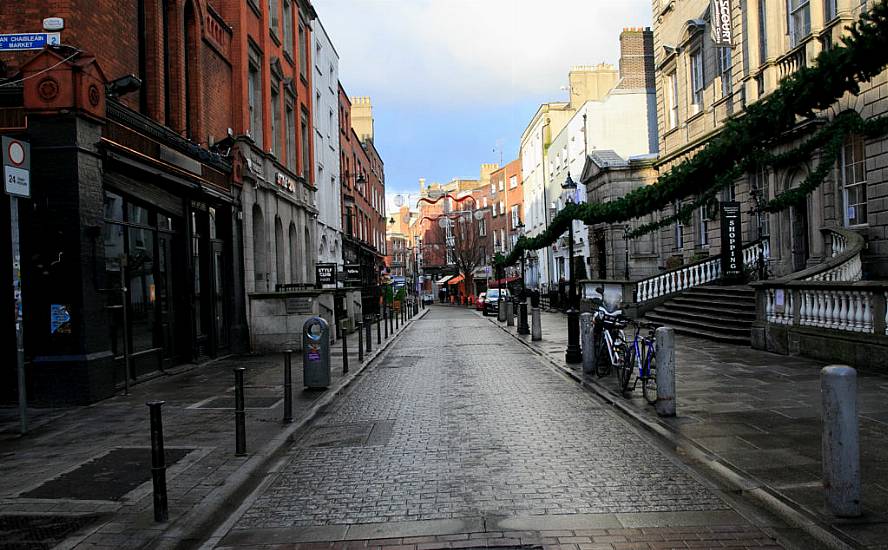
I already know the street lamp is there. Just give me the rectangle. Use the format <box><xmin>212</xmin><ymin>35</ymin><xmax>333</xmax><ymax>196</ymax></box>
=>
<box><xmin>515</xmin><ymin>219</ymin><xmax>530</xmax><ymax>335</ymax></box>
<box><xmin>562</xmin><ymin>172</ymin><xmax>582</xmax><ymax>364</ymax></box>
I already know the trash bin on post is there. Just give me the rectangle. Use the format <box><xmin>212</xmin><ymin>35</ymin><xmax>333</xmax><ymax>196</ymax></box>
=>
<box><xmin>303</xmin><ymin>317</ymin><xmax>331</xmax><ymax>388</ymax></box>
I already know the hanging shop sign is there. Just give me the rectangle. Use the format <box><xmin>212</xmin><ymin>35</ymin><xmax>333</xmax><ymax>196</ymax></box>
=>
<box><xmin>710</xmin><ymin>0</ymin><xmax>733</xmax><ymax>47</ymax></box>
<box><xmin>720</xmin><ymin>202</ymin><xmax>743</xmax><ymax>282</ymax></box>
<box><xmin>315</xmin><ymin>263</ymin><xmax>336</xmax><ymax>289</ymax></box>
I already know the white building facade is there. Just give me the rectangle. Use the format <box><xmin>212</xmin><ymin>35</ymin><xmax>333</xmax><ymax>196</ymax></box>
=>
<box><xmin>311</xmin><ymin>20</ymin><xmax>342</xmax><ymax>266</ymax></box>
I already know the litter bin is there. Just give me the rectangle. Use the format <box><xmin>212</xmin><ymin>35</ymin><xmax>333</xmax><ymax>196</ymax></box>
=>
<box><xmin>303</xmin><ymin>317</ymin><xmax>331</xmax><ymax>388</ymax></box>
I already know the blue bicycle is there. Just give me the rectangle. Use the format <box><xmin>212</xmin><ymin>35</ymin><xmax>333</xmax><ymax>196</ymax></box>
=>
<box><xmin>619</xmin><ymin>319</ymin><xmax>659</xmax><ymax>404</ymax></box>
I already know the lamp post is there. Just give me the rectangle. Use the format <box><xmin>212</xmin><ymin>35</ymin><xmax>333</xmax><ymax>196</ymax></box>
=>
<box><xmin>515</xmin><ymin>220</ymin><xmax>530</xmax><ymax>335</ymax></box>
<box><xmin>562</xmin><ymin>173</ymin><xmax>582</xmax><ymax>364</ymax></box>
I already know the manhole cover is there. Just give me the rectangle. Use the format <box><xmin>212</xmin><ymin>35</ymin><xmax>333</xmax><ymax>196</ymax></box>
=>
<box><xmin>194</xmin><ymin>396</ymin><xmax>281</xmax><ymax>409</ymax></box>
<box><xmin>301</xmin><ymin>421</ymin><xmax>394</xmax><ymax>448</ymax></box>
<box><xmin>0</xmin><ymin>514</ymin><xmax>101</xmax><ymax>549</ymax></box>
<box><xmin>21</xmin><ymin>448</ymin><xmax>191</xmax><ymax>501</ymax></box>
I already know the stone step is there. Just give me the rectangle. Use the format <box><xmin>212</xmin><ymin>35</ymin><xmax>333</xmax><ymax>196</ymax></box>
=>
<box><xmin>645</xmin><ymin>311</ymin><xmax>752</xmax><ymax>337</ymax></box>
<box><xmin>650</xmin><ymin>306</ymin><xmax>756</xmax><ymax>327</ymax></box>
<box><xmin>670</xmin><ymin>295</ymin><xmax>755</xmax><ymax>311</ymax></box>
<box><xmin>644</xmin><ymin>319</ymin><xmax>752</xmax><ymax>346</ymax></box>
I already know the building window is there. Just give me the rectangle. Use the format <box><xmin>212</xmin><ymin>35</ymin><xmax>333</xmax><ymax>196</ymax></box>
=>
<box><xmin>698</xmin><ymin>206</ymin><xmax>710</xmax><ymax>246</ymax></box>
<box><xmin>690</xmin><ymin>49</ymin><xmax>704</xmax><ymax>113</ymax></box>
<box><xmin>286</xmin><ymin>102</ymin><xmax>296</xmax><ymax>170</ymax></box>
<box><xmin>509</xmin><ymin>175</ymin><xmax>518</xmax><ymax>189</ymax></box>
<box><xmin>788</xmin><ymin>0</ymin><xmax>811</xmax><ymax>47</ymax></box>
<box><xmin>752</xmin><ymin>166</ymin><xmax>771</xmax><ymax>239</ymax></box>
<box><xmin>282</xmin><ymin>0</ymin><xmax>292</xmax><ymax>54</ymax></box>
<box><xmin>271</xmin><ymin>80</ymin><xmax>281</xmax><ymax>158</ymax></box>
<box><xmin>298</xmin><ymin>22</ymin><xmax>307</xmax><ymax>78</ymax></box>
<box><xmin>499</xmin><ymin>201</ymin><xmax>505</xmax><ymax>215</ymax></box>
<box><xmin>510</xmin><ymin>205</ymin><xmax>520</xmax><ymax>229</ymax></box>
<box><xmin>479</xmin><ymin>218</ymin><xmax>487</xmax><ymax>237</ymax></box>
<box><xmin>674</xmin><ymin>201</ymin><xmax>684</xmax><ymax>250</ymax></box>
<box><xmin>301</xmin><ymin>109</ymin><xmax>310</xmax><ymax>180</ymax></box>
<box><xmin>268</xmin><ymin>0</ymin><xmax>278</xmax><ymax>33</ymax></box>
<box><xmin>247</xmin><ymin>61</ymin><xmax>263</xmax><ymax>147</ymax></box>
<box><xmin>666</xmin><ymin>71</ymin><xmax>678</xmax><ymax>129</ymax></box>
<box><xmin>718</xmin><ymin>46</ymin><xmax>732</xmax><ymax>97</ymax></box>
<box><xmin>824</xmin><ymin>0</ymin><xmax>837</xmax><ymax>20</ymax></box>
<box><xmin>498</xmin><ymin>179</ymin><xmax>504</xmax><ymax>192</ymax></box>
<box><xmin>758</xmin><ymin>0</ymin><xmax>768</xmax><ymax>63</ymax></box>
<box><xmin>841</xmin><ymin>134</ymin><xmax>868</xmax><ymax>226</ymax></box>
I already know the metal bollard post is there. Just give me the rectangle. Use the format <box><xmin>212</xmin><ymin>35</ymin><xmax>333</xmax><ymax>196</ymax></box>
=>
<box><xmin>365</xmin><ymin>317</ymin><xmax>373</xmax><ymax>354</ymax></box>
<box><xmin>341</xmin><ymin>322</ymin><xmax>349</xmax><ymax>374</ymax></box>
<box><xmin>506</xmin><ymin>301</ymin><xmax>515</xmax><ymax>327</ymax></box>
<box><xmin>234</xmin><ymin>368</ymin><xmax>247</xmax><ymax>456</ymax></box>
<box><xmin>283</xmin><ymin>350</ymin><xmax>293</xmax><ymax>423</ymax></box>
<box><xmin>821</xmin><ymin>365</ymin><xmax>861</xmax><ymax>517</ymax></box>
<box><xmin>357</xmin><ymin>322</ymin><xmax>364</xmax><ymax>363</ymax></box>
<box><xmin>518</xmin><ymin>300</ymin><xmax>530</xmax><ymax>335</ymax></box>
<box><xmin>531</xmin><ymin>307</ymin><xmax>542</xmax><ymax>341</ymax></box>
<box><xmin>580</xmin><ymin>313</ymin><xmax>594</xmax><ymax>375</ymax></box>
<box><xmin>376</xmin><ymin>313</ymin><xmax>381</xmax><ymax>345</ymax></box>
<box><xmin>147</xmin><ymin>400</ymin><xmax>168</xmax><ymax>522</ymax></box>
<box><xmin>395</xmin><ymin>307</ymin><xmax>400</xmax><ymax>330</ymax></box>
<box><xmin>655</xmin><ymin>327</ymin><xmax>675</xmax><ymax>417</ymax></box>
<box><xmin>498</xmin><ymin>299</ymin><xmax>506</xmax><ymax>322</ymax></box>
<box><xmin>384</xmin><ymin>307</ymin><xmax>389</xmax><ymax>339</ymax></box>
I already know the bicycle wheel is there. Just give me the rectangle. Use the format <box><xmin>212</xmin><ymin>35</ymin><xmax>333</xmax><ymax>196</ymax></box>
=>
<box><xmin>616</xmin><ymin>343</ymin><xmax>633</xmax><ymax>394</ymax></box>
<box><xmin>642</xmin><ymin>344</ymin><xmax>658</xmax><ymax>404</ymax></box>
<box><xmin>594</xmin><ymin>335</ymin><xmax>611</xmax><ymax>377</ymax></box>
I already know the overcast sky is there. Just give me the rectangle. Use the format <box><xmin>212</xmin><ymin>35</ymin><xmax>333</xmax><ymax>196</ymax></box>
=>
<box><xmin>315</xmin><ymin>0</ymin><xmax>653</xmax><ymax>204</ymax></box>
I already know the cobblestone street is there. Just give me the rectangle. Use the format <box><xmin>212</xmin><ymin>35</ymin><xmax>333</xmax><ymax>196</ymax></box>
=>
<box><xmin>213</xmin><ymin>307</ymin><xmax>795</xmax><ymax>549</ymax></box>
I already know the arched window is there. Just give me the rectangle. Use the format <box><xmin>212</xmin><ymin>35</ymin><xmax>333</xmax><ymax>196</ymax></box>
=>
<box><xmin>252</xmin><ymin>204</ymin><xmax>266</xmax><ymax>291</ymax></box>
<box><xmin>289</xmin><ymin>223</ymin><xmax>299</xmax><ymax>283</ymax></box>
<box><xmin>275</xmin><ymin>216</ymin><xmax>285</xmax><ymax>287</ymax></box>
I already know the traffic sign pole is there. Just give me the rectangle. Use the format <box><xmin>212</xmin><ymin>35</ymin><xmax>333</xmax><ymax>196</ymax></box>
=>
<box><xmin>11</xmin><ymin>196</ymin><xmax>27</xmax><ymax>434</ymax></box>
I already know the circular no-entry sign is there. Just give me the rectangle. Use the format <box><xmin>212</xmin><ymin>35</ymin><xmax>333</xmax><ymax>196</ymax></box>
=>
<box><xmin>7</xmin><ymin>141</ymin><xmax>25</xmax><ymax>167</ymax></box>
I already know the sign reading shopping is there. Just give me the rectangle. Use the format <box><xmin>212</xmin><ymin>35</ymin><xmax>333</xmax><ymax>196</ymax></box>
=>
<box><xmin>0</xmin><ymin>33</ymin><xmax>61</xmax><ymax>51</ymax></box>
<box><xmin>720</xmin><ymin>202</ymin><xmax>743</xmax><ymax>282</ymax></box>
<box><xmin>709</xmin><ymin>0</ymin><xmax>733</xmax><ymax>47</ymax></box>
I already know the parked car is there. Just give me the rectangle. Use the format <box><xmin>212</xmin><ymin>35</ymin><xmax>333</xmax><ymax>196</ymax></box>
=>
<box><xmin>483</xmin><ymin>288</ymin><xmax>510</xmax><ymax>316</ymax></box>
<box><xmin>475</xmin><ymin>292</ymin><xmax>486</xmax><ymax>311</ymax></box>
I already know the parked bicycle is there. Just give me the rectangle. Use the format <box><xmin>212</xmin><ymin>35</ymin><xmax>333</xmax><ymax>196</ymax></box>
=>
<box><xmin>621</xmin><ymin>319</ymin><xmax>659</xmax><ymax>403</ymax></box>
<box><xmin>590</xmin><ymin>304</ymin><xmax>630</xmax><ymax>385</ymax></box>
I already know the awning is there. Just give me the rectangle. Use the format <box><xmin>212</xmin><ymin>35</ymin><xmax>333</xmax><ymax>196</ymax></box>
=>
<box><xmin>447</xmin><ymin>274</ymin><xmax>465</xmax><ymax>285</ymax></box>
<box><xmin>436</xmin><ymin>275</ymin><xmax>454</xmax><ymax>285</ymax></box>
<box><xmin>490</xmin><ymin>276</ymin><xmax>519</xmax><ymax>286</ymax></box>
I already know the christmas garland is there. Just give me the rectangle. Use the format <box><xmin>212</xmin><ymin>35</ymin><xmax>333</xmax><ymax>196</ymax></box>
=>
<box><xmin>496</xmin><ymin>1</ymin><xmax>888</xmax><ymax>268</ymax></box>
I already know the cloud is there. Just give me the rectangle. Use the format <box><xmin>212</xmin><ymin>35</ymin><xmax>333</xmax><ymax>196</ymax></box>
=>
<box><xmin>316</xmin><ymin>0</ymin><xmax>653</xmax><ymax>106</ymax></box>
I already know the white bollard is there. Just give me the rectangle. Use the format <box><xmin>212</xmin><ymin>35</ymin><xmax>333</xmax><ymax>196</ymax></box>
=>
<box><xmin>531</xmin><ymin>307</ymin><xmax>542</xmax><ymax>341</ymax></box>
<box><xmin>655</xmin><ymin>327</ymin><xmax>675</xmax><ymax>417</ymax></box>
<box><xmin>821</xmin><ymin>365</ymin><xmax>861</xmax><ymax>517</ymax></box>
<box><xmin>506</xmin><ymin>301</ymin><xmax>515</xmax><ymax>326</ymax></box>
<box><xmin>580</xmin><ymin>313</ymin><xmax>594</xmax><ymax>375</ymax></box>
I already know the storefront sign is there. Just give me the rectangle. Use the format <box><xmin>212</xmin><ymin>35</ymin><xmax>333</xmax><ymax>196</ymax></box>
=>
<box><xmin>315</xmin><ymin>263</ymin><xmax>336</xmax><ymax>289</ymax></box>
<box><xmin>344</xmin><ymin>264</ymin><xmax>361</xmax><ymax>284</ymax></box>
<box><xmin>285</xmin><ymin>296</ymin><xmax>313</xmax><ymax>314</ymax></box>
<box><xmin>720</xmin><ymin>202</ymin><xmax>743</xmax><ymax>282</ymax></box>
<box><xmin>710</xmin><ymin>0</ymin><xmax>733</xmax><ymax>47</ymax></box>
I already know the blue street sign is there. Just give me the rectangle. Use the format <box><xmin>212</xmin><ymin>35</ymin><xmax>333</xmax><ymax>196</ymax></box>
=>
<box><xmin>0</xmin><ymin>33</ymin><xmax>60</xmax><ymax>51</ymax></box>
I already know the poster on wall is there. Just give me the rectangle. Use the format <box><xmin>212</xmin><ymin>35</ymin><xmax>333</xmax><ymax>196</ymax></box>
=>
<box><xmin>720</xmin><ymin>202</ymin><xmax>744</xmax><ymax>282</ymax></box>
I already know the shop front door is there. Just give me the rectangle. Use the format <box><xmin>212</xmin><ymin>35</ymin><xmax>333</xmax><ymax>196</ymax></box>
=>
<box><xmin>211</xmin><ymin>241</ymin><xmax>228</xmax><ymax>352</ymax></box>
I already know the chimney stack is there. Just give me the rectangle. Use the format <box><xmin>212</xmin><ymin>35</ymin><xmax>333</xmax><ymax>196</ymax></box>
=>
<box><xmin>617</xmin><ymin>27</ymin><xmax>654</xmax><ymax>90</ymax></box>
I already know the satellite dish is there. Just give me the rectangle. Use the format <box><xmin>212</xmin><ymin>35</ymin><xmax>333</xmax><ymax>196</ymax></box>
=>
<box><xmin>394</xmin><ymin>194</ymin><xmax>405</xmax><ymax>207</ymax></box>
<box><xmin>473</xmin><ymin>210</ymin><xmax>485</xmax><ymax>220</ymax></box>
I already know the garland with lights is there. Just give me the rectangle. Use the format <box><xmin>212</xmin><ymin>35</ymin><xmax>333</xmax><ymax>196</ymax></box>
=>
<box><xmin>496</xmin><ymin>1</ymin><xmax>888</xmax><ymax>268</ymax></box>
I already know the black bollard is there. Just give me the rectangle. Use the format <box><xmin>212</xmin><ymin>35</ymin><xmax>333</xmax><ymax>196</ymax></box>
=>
<box><xmin>365</xmin><ymin>316</ymin><xmax>373</xmax><ymax>353</ymax></box>
<box><xmin>376</xmin><ymin>313</ymin><xmax>382</xmax><ymax>345</ymax></box>
<box><xmin>147</xmin><ymin>401</ymin><xmax>168</xmax><ymax>522</ymax></box>
<box><xmin>234</xmin><ymin>368</ymin><xmax>246</xmax><ymax>456</ymax></box>
<box><xmin>395</xmin><ymin>306</ymin><xmax>400</xmax><ymax>330</ymax></box>
<box><xmin>384</xmin><ymin>307</ymin><xmax>389</xmax><ymax>339</ymax></box>
<box><xmin>341</xmin><ymin>322</ymin><xmax>349</xmax><ymax>374</ymax></box>
<box><xmin>283</xmin><ymin>350</ymin><xmax>293</xmax><ymax>424</ymax></box>
<box><xmin>357</xmin><ymin>322</ymin><xmax>364</xmax><ymax>363</ymax></box>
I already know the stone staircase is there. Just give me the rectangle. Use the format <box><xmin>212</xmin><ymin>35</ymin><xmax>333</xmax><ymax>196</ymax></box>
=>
<box><xmin>645</xmin><ymin>284</ymin><xmax>756</xmax><ymax>345</ymax></box>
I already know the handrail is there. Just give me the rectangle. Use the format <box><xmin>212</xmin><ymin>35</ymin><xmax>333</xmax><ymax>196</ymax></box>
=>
<box><xmin>761</xmin><ymin>227</ymin><xmax>864</xmax><ymax>284</ymax></box>
<box><xmin>634</xmin><ymin>240</ymin><xmax>767</xmax><ymax>304</ymax></box>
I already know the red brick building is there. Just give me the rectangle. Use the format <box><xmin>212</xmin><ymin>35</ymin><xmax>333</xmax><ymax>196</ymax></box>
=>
<box><xmin>338</xmin><ymin>86</ymin><xmax>385</xmax><ymax>313</ymax></box>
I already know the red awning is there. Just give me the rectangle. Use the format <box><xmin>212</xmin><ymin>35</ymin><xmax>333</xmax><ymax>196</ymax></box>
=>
<box><xmin>447</xmin><ymin>274</ymin><xmax>465</xmax><ymax>285</ymax></box>
<box><xmin>489</xmin><ymin>276</ymin><xmax>518</xmax><ymax>286</ymax></box>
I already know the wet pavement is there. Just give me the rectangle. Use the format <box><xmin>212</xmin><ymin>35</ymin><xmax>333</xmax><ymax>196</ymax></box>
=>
<box><xmin>0</xmin><ymin>311</ymin><xmax>420</xmax><ymax>550</ymax></box>
<box><xmin>210</xmin><ymin>306</ymin><xmax>803</xmax><ymax>550</ymax></box>
<box><xmin>489</xmin><ymin>305</ymin><xmax>888</xmax><ymax>549</ymax></box>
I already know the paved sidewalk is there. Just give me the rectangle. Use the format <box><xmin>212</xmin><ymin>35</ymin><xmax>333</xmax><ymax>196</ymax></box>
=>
<box><xmin>484</xmin><ymin>307</ymin><xmax>888</xmax><ymax>549</ymax></box>
<box><xmin>0</xmin><ymin>308</ymin><xmax>427</xmax><ymax>550</ymax></box>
